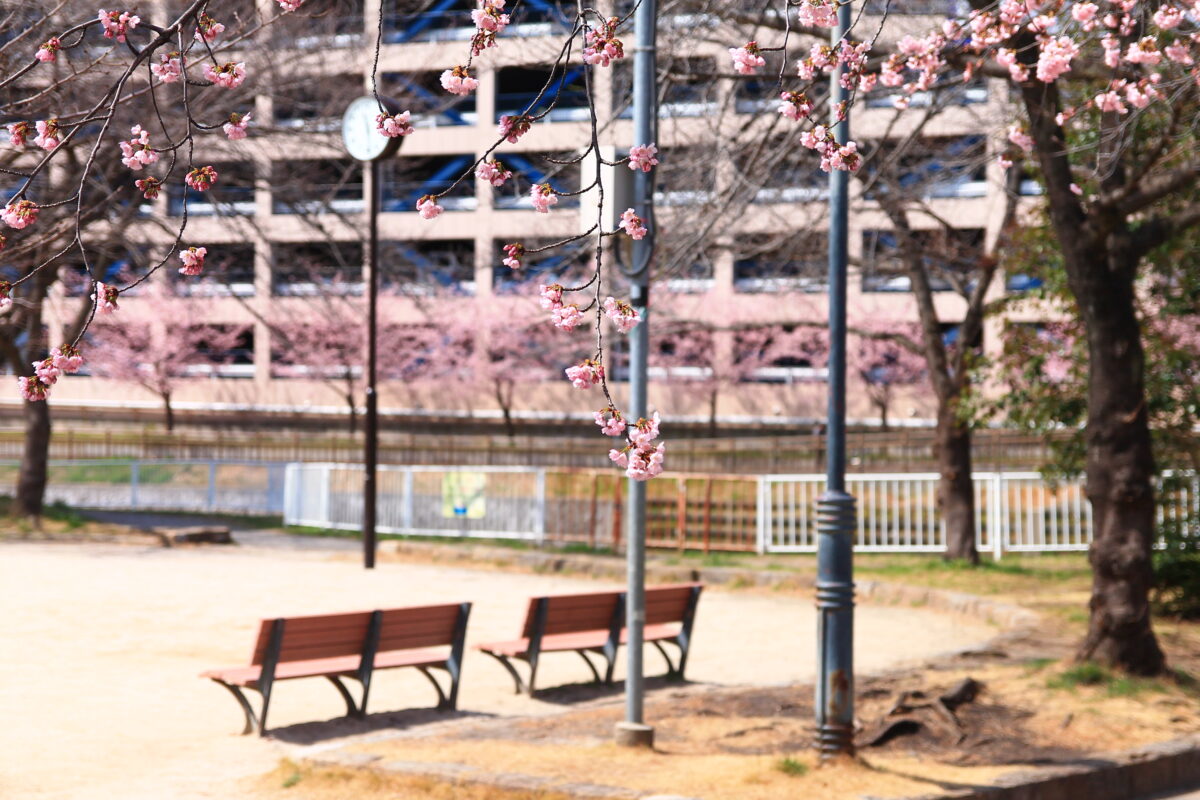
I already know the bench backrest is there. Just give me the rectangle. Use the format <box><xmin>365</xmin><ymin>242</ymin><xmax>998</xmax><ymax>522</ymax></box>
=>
<box><xmin>520</xmin><ymin>591</ymin><xmax>622</xmax><ymax>638</ymax></box>
<box><xmin>645</xmin><ymin>584</ymin><xmax>702</xmax><ymax>626</ymax></box>
<box><xmin>251</xmin><ymin>611</ymin><xmax>373</xmax><ymax>666</ymax></box>
<box><xmin>377</xmin><ymin>603</ymin><xmax>468</xmax><ymax>653</ymax></box>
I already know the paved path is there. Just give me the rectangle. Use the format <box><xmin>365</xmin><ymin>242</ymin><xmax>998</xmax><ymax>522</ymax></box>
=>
<box><xmin>0</xmin><ymin>538</ymin><xmax>995</xmax><ymax>800</ymax></box>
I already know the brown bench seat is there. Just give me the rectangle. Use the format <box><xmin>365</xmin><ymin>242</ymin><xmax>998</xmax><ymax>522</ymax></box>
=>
<box><xmin>201</xmin><ymin>603</ymin><xmax>470</xmax><ymax>736</ymax></box>
<box><xmin>476</xmin><ymin>584</ymin><xmax>702</xmax><ymax>695</ymax></box>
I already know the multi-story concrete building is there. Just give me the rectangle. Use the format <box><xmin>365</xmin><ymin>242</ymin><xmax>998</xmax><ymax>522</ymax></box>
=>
<box><xmin>39</xmin><ymin>0</ymin><xmax>1035</xmax><ymax>429</ymax></box>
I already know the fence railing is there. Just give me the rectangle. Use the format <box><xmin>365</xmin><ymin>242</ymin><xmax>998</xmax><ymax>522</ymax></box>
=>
<box><xmin>285</xmin><ymin>464</ymin><xmax>1198</xmax><ymax>559</ymax></box>
<box><xmin>0</xmin><ymin>460</ymin><xmax>288</xmax><ymax>515</ymax></box>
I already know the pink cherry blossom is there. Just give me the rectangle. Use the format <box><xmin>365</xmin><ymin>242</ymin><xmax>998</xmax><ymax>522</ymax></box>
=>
<box><xmin>1007</xmin><ymin>124</ymin><xmax>1034</xmax><ymax>153</ymax></box>
<box><xmin>1125</xmin><ymin>37</ymin><xmax>1162</xmax><ymax>66</ymax></box>
<box><xmin>2</xmin><ymin>200</ymin><xmax>38</xmax><ymax>229</ymax></box>
<box><xmin>135</xmin><ymin>177</ymin><xmax>162</xmax><ymax>200</ymax></box>
<box><xmin>628</xmin><ymin>143</ymin><xmax>658</xmax><ymax>172</ymax></box>
<box><xmin>730</xmin><ymin>41</ymin><xmax>766</xmax><ymax>75</ymax></box>
<box><xmin>583</xmin><ymin>17</ymin><xmax>625</xmax><ymax>67</ymax></box>
<box><xmin>603</xmin><ymin>296</ymin><xmax>641</xmax><ymax>333</ymax></box>
<box><xmin>186</xmin><ymin>165</ymin><xmax>219</xmax><ymax>191</ymax></box>
<box><xmin>530</xmin><ymin>183</ymin><xmax>558</xmax><ymax>213</ymax></box>
<box><xmin>277</xmin><ymin>0</ymin><xmax>304</xmax><ymax>11</ymax></box>
<box><xmin>417</xmin><ymin>195</ymin><xmax>443</xmax><ymax>219</ymax></box>
<box><xmin>1071</xmin><ymin>3</ymin><xmax>1098</xmax><ymax>25</ymax></box>
<box><xmin>997</xmin><ymin>154</ymin><xmax>1014</xmax><ymax>169</ymax></box>
<box><xmin>151</xmin><ymin>52</ymin><xmax>184</xmax><ymax>83</ymax></box>
<box><xmin>36</xmin><ymin>37</ymin><xmax>60</xmax><ymax>62</ymax></box>
<box><xmin>502</xmin><ymin>242</ymin><xmax>524</xmax><ymax>269</ymax></box>
<box><xmin>50</xmin><ymin>343</ymin><xmax>84</xmax><ymax>374</ymax></box>
<box><xmin>477</xmin><ymin>159</ymin><xmax>512</xmax><ymax>187</ymax></box>
<box><xmin>551</xmin><ymin>304</ymin><xmax>583</xmax><ymax>330</ymax></box>
<box><xmin>375</xmin><ymin>110</ymin><xmax>413</xmax><ymax>138</ymax></box>
<box><xmin>795</xmin><ymin>0</ymin><xmax>837</xmax><ymax>27</ymax></box>
<box><xmin>179</xmin><ymin>246</ymin><xmax>207</xmax><ymax>276</ymax></box>
<box><xmin>34</xmin><ymin>356</ymin><xmax>60</xmax><ymax>386</ymax></box>
<box><xmin>224</xmin><ymin>111</ymin><xmax>252</xmax><ymax>139</ymax></box>
<box><xmin>539</xmin><ymin>283</ymin><xmax>563</xmax><ymax>310</ymax></box>
<box><xmin>194</xmin><ymin>12</ymin><xmax>225</xmax><ymax>42</ymax></box>
<box><xmin>1165</xmin><ymin>41</ymin><xmax>1194</xmax><ymax>65</ymax></box>
<box><xmin>619</xmin><ymin>441</ymin><xmax>666</xmax><ymax>480</ymax></box>
<box><xmin>779</xmin><ymin>91</ymin><xmax>814</xmax><ymax>121</ymax></box>
<box><xmin>0</xmin><ymin>280</ymin><xmax>11</xmax><ymax>311</ymax></box>
<box><xmin>1153</xmin><ymin>5</ymin><xmax>1184</xmax><ymax>29</ymax></box>
<box><xmin>497</xmin><ymin>114</ymin><xmax>531</xmax><ymax>143</ymax></box>
<box><xmin>618</xmin><ymin>208</ymin><xmax>647</xmax><ymax>240</ymax></box>
<box><xmin>1094</xmin><ymin>90</ymin><xmax>1127</xmax><ymax>114</ymax></box>
<box><xmin>7</xmin><ymin>121</ymin><xmax>29</xmax><ymax>148</ymax></box>
<box><xmin>94</xmin><ymin>282</ymin><xmax>119</xmax><ymax>314</ymax></box>
<box><xmin>595</xmin><ymin>406</ymin><xmax>626</xmax><ymax>436</ymax></box>
<box><xmin>1036</xmin><ymin>36</ymin><xmax>1079</xmax><ymax>82</ymax></box>
<box><xmin>566</xmin><ymin>359</ymin><xmax>604</xmax><ymax>389</ymax></box>
<box><xmin>18</xmin><ymin>375</ymin><xmax>51</xmax><ymax>402</ymax></box>
<box><xmin>118</xmin><ymin>125</ymin><xmax>158</xmax><ymax>170</ymax></box>
<box><xmin>204</xmin><ymin>62</ymin><xmax>247</xmax><ymax>89</ymax></box>
<box><xmin>98</xmin><ymin>9</ymin><xmax>139</xmax><ymax>42</ymax></box>
<box><xmin>33</xmin><ymin>119</ymin><xmax>61</xmax><ymax>151</ymax></box>
<box><xmin>1070</xmin><ymin>183</ymin><xmax>1083</xmax><ymax>196</ymax></box>
<box><xmin>629</xmin><ymin>411</ymin><xmax>661</xmax><ymax>446</ymax></box>
<box><xmin>440</xmin><ymin>66</ymin><xmax>479</xmax><ymax>95</ymax></box>
<box><xmin>471</xmin><ymin>0</ymin><xmax>510</xmax><ymax>33</ymax></box>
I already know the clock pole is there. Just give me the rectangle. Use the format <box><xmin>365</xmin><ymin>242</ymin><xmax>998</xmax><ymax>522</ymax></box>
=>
<box><xmin>342</xmin><ymin>96</ymin><xmax>403</xmax><ymax>571</ymax></box>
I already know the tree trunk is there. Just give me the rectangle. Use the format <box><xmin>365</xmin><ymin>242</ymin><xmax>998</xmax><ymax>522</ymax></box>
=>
<box><xmin>163</xmin><ymin>393</ymin><xmax>175</xmax><ymax>433</ymax></box>
<box><xmin>936</xmin><ymin>400</ymin><xmax>978</xmax><ymax>564</ymax></box>
<box><xmin>707</xmin><ymin>388</ymin><xmax>718</xmax><ymax>437</ymax></box>
<box><xmin>345</xmin><ymin>394</ymin><xmax>357</xmax><ymax>435</ymax></box>
<box><xmin>16</xmin><ymin>399</ymin><xmax>51</xmax><ymax>518</ymax></box>
<box><xmin>878</xmin><ymin>400</ymin><xmax>890</xmax><ymax>432</ymax></box>
<box><xmin>1072</xmin><ymin>247</ymin><xmax>1165</xmax><ymax>675</ymax></box>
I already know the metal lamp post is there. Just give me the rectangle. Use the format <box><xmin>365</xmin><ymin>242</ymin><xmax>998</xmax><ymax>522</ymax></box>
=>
<box><xmin>342</xmin><ymin>95</ymin><xmax>404</xmax><ymax>570</ymax></box>
<box><xmin>816</xmin><ymin>0</ymin><xmax>858</xmax><ymax>758</ymax></box>
<box><xmin>613</xmin><ymin>0</ymin><xmax>658</xmax><ymax>750</ymax></box>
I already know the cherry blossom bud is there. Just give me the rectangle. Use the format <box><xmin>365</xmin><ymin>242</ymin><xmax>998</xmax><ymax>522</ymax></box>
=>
<box><xmin>565</xmin><ymin>360</ymin><xmax>604</xmax><ymax>390</ymax></box>
<box><xmin>375</xmin><ymin>111</ymin><xmax>413</xmax><ymax>138</ymax></box>
<box><xmin>779</xmin><ymin>91</ymin><xmax>814</xmax><ymax>121</ymax></box>
<box><xmin>1007</xmin><ymin>124</ymin><xmax>1034</xmax><ymax>153</ymax></box>
<box><xmin>440</xmin><ymin>66</ymin><xmax>479</xmax><ymax>95</ymax></box>
<box><xmin>477</xmin><ymin>159</ymin><xmax>512</xmax><ymax>187</ymax></box>
<box><xmin>539</xmin><ymin>283</ymin><xmax>563</xmax><ymax>310</ymax></box>
<box><xmin>0</xmin><ymin>280</ymin><xmax>12</xmax><ymax>311</ymax></box>
<box><xmin>530</xmin><ymin>183</ymin><xmax>558</xmax><ymax>213</ymax></box>
<box><xmin>119</xmin><ymin>125</ymin><xmax>158</xmax><ymax>170</ymax></box>
<box><xmin>595</xmin><ymin>406</ymin><xmax>626</xmax><ymax>435</ymax></box>
<box><xmin>94</xmin><ymin>282</ymin><xmax>119</xmax><ymax>314</ymax></box>
<box><xmin>997</xmin><ymin>154</ymin><xmax>1013</xmax><ymax>169</ymax></box>
<box><xmin>194</xmin><ymin>12</ymin><xmax>225</xmax><ymax>42</ymax></box>
<box><xmin>1070</xmin><ymin>183</ymin><xmax>1083</xmax><ymax>196</ymax></box>
<box><xmin>51</xmin><ymin>344</ymin><xmax>84</xmax><ymax>373</ymax></box>
<box><xmin>135</xmin><ymin>177</ymin><xmax>162</xmax><ymax>199</ymax></box>
<box><xmin>204</xmin><ymin>62</ymin><xmax>247</xmax><ymax>89</ymax></box>
<box><xmin>628</xmin><ymin>143</ymin><xmax>658</xmax><ymax>172</ymax></box>
<box><xmin>36</xmin><ymin>37</ymin><xmax>60</xmax><ymax>62</ymax></box>
<box><xmin>497</xmin><ymin>114</ymin><xmax>531</xmax><ymax>143</ymax></box>
<box><xmin>583</xmin><ymin>17</ymin><xmax>625</xmax><ymax>66</ymax></box>
<box><xmin>417</xmin><ymin>195</ymin><xmax>444</xmax><ymax>219</ymax></box>
<box><xmin>7</xmin><ymin>121</ymin><xmax>29</xmax><ymax>148</ymax></box>
<box><xmin>277</xmin><ymin>0</ymin><xmax>304</xmax><ymax>11</ymax></box>
<box><xmin>502</xmin><ymin>242</ymin><xmax>524</xmax><ymax>269</ymax></box>
<box><xmin>618</xmin><ymin>208</ymin><xmax>647</xmax><ymax>240</ymax></box>
<box><xmin>729</xmin><ymin>41</ymin><xmax>766</xmax><ymax>75</ymax></box>
<box><xmin>471</xmin><ymin>0</ymin><xmax>510</xmax><ymax>34</ymax></box>
<box><xmin>186</xmin><ymin>165</ymin><xmax>219</xmax><ymax>192</ymax></box>
<box><xmin>179</xmin><ymin>246</ymin><xmax>207</xmax><ymax>276</ymax></box>
<box><xmin>629</xmin><ymin>411</ymin><xmax>661</xmax><ymax>446</ymax></box>
<box><xmin>2</xmin><ymin>200</ymin><xmax>39</xmax><ymax>229</ymax></box>
<box><xmin>603</xmin><ymin>296</ymin><xmax>641</xmax><ymax>333</ymax></box>
<box><xmin>623</xmin><ymin>441</ymin><xmax>666</xmax><ymax>480</ymax></box>
<box><xmin>224</xmin><ymin>112</ymin><xmax>252</xmax><ymax>140</ymax></box>
<box><xmin>34</xmin><ymin>119</ymin><xmax>61</xmax><ymax>151</ymax></box>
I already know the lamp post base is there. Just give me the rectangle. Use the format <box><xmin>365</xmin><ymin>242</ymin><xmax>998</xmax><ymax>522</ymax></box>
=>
<box><xmin>614</xmin><ymin>721</ymin><xmax>655</xmax><ymax>748</ymax></box>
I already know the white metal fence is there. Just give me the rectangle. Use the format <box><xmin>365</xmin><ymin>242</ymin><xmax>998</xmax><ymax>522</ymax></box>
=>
<box><xmin>0</xmin><ymin>460</ymin><xmax>288</xmax><ymax>515</ymax></box>
<box><xmin>757</xmin><ymin>470</ymin><xmax>1198</xmax><ymax>557</ymax></box>
<box><xmin>281</xmin><ymin>465</ymin><xmax>1199</xmax><ymax>559</ymax></box>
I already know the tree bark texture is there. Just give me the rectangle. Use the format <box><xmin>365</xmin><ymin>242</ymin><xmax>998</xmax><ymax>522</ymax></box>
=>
<box><xmin>936</xmin><ymin>401</ymin><xmax>978</xmax><ymax>564</ymax></box>
<box><xmin>16</xmin><ymin>399</ymin><xmax>51</xmax><ymax>517</ymax></box>
<box><xmin>163</xmin><ymin>393</ymin><xmax>175</xmax><ymax>433</ymax></box>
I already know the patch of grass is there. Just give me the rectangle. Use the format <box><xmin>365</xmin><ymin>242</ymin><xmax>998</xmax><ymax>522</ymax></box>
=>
<box><xmin>1048</xmin><ymin>662</ymin><xmax>1111</xmax><ymax>690</ymax></box>
<box><xmin>42</xmin><ymin>501</ymin><xmax>87</xmax><ymax>530</ymax></box>
<box><xmin>281</xmin><ymin>768</ymin><xmax>303</xmax><ymax>789</ymax></box>
<box><xmin>1023</xmin><ymin>657</ymin><xmax>1057</xmax><ymax>675</ymax></box>
<box><xmin>775</xmin><ymin>757</ymin><xmax>809</xmax><ymax>777</ymax></box>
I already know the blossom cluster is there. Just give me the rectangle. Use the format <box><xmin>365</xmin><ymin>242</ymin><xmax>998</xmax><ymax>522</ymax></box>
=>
<box><xmin>609</xmin><ymin>413</ymin><xmax>666</xmax><ymax>481</ymax></box>
<box><xmin>99</xmin><ymin>9</ymin><xmax>139</xmax><ymax>42</ymax></box>
<box><xmin>584</xmin><ymin>17</ymin><xmax>625</xmax><ymax>67</ymax></box>
<box><xmin>19</xmin><ymin>344</ymin><xmax>84</xmax><ymax>403</ymax></box>
<box><xmin>376</xmin><ymin>110</ymin><xmax>413</xmax><ymax>138</ymax></box>
<box><xmin>477</xmin><ymin>159</ymin><xmax>512</xmax><ymax>187</ymax></box>
<box><xmin>470</xmin><ymin>0</ymin><xmax>509</xmax><ymax>54</ymax></box>
<box><xmin>178</xmin><ymin>246</ymin><xmax>207</xmax><ymax>276</ymax></box>
<box><xmin>152</xmin><ymin>52</ymin><xmax>184</xmax><ymax>83</ymax></box>
<box><xmin>118</xmin><ymin>125</ymin><xmax>158</xmax><ymax>170</ymax></box>
<box><xmin>441</xmin><ymin>66</ymin><xmax>479</xmax><ymax>96</ymax></box>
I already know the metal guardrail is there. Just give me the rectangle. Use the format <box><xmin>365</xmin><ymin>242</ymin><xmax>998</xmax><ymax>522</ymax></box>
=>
<box><xmin>0</xmin><ymin>460</ymin><xmax>288</xmax><ymax>515</ymax></box>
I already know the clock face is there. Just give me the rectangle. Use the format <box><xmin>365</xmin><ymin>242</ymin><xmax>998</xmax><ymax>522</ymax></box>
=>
<box><xmin>342</xmin><ymin>96</ymin><xmax>400</xmax><ymax>162</ymax></box>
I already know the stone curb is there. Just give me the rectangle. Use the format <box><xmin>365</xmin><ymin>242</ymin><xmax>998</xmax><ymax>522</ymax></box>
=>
<box><xmin>384</xmin><ymin>539</ymin><xmax>1039</xmax><ymax>631</ymax></box>
<box><xmin>890</xmin><ymin>735</ymin><xmax>1200</xmax><ymax>800</ymax></box>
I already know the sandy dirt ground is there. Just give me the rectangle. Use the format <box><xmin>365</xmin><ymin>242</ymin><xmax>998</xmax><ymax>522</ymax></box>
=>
<box><xmin>0</xmin><ymin>539</ymin><xmax>995</xmax><ymax>800</ymax></box>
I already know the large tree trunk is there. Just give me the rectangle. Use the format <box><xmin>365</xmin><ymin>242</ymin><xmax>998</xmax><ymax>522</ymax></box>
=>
<box><xmin>936</xmin><ymin>400</ymin><xmax>978</xmax><ymax>564</ymax></box>
<box><xmin>1073</xmin><ymin>246</ymin><xmax>1165</xmax><ymax>675</ymax></box>
<box><xmin>345</xmin><ymin>393</ymin><xmax>357</xmax><ymax>435</ymax></box>
<box><xmin>16</xmin><ymin>399</ymin><xmax>51</xmax><ymax>517</ymax></box>
<box><xmin>163</xmin><ymin>392</ymin><xmax>175</xmax><ymax>433</ymax></box>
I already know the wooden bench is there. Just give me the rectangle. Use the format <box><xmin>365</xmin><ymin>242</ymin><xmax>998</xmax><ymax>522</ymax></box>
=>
<box><xmin>200</xmin><ymin>602</ymin><xmax>470</xmax><ymax>736</ymax></box>
<box><xmin>476</xmin><ymin>584</ymin><xmax>702</xmax><ymax>695</ymax></box>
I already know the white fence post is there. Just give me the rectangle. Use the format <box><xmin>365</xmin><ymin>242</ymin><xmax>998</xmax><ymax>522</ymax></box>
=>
<box><xmin>534</xmin><ymin>468</ymin><xmax>547</xmax><ymax>545</ymax></box>
<box><xmin>756</xmin><ymin>477</ymin><xmax>769</xmax><ymax>555</ymax></box>
<box><xmin>401</xmin><ymin>467</ymin><xmax>414</xmax><ymax>533</ymax></box>
<box><xmin>991</xmin><ymin>472</ymin><xmax>1004</xmax><ymax>561</ymax></box>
